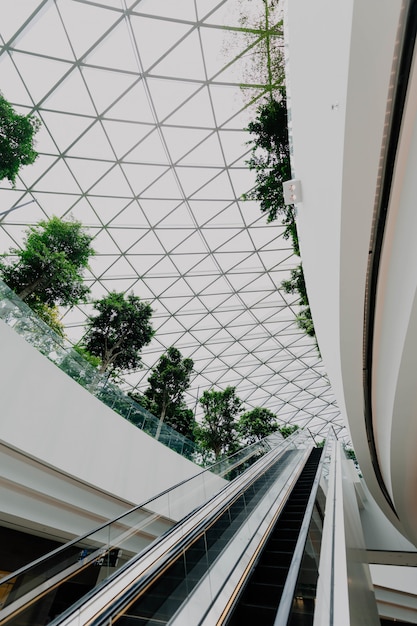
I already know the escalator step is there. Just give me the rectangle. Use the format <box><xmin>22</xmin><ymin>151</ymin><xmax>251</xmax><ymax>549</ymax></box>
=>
<box><xmin>242</xmin><ymin>580</ymin><xmax>284</xmax><ymax>606</ymax></box>
<box><xmin>252</xmin><ymin>564</ymin><xmax>290</xmax><ymax>585</ymax></box>
<box><xmin>230</xmin><ymin>601</ymin><xmax>279</xmax><ymax>626</ymax></box>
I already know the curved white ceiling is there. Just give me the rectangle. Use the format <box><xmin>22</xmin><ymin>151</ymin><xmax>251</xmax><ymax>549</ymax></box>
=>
<box><xmin>0</xmin><ymin>0</ymin><xmax>345</xmax><ymax>439</ymax></box>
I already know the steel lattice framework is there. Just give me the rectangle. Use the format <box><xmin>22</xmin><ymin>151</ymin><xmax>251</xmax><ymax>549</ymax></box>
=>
<box><xmin>0</xmin><ymin>0</ymin><xmax>346</xmax><ymax>440</ymax></box>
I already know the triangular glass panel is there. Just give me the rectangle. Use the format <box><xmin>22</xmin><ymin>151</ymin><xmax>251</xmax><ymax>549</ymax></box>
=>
<box><xmin>58</xmin><ymin>0</ymin><xmax>120</xmax><ymax>59</ymax></box>
<box><xmin>85</xmin><ymin>19</ymin><xmax>138</xmax><ymax>73</ymax></box>
<box><xmin>43</xmin><ymin>67</ymin><xmax>96</xmax><ymax>116</ymax></box>
<box><xmin>164</xmin><ymin>85</ymin><xmax>215</xmax><ymax>127</ymax></box>
<box><xmin>138</xmin><ymin>0</ymin><xmax>196</xmax><ymax>20</ymax></box>
<box><xmin>14</xmin><ymin>3</ymin><xmax>73</xmax><ymax>60</ymax></box>
<box><xmin>178</xmin><ymin>133</ymin><xmax>224</xmax><ymax>167</ymax></box>
<box><xmin>156</xmin><ymin>202</ymin><xmax>193</xmax><ymax>228</ymax></box>
<box><xmin>106</xmin><ymin>201</ymin><xmax>147</xmax><ymax>227</ymax></box>
<box><xmin>18</xmin><ymin>155</ymin><xmax>57</xmax><ymax>188</ymax></box>
<box><xmin>35</xmin><ymin>159</ymin><xmax>80</xmax><ymax>194</ymax></box>
<box><xmin>125</xmin><ymin>129</ymin><xmax>170</xmax><ymax>165</ymax></box>
<box><xmin>88</xmin><ymin>196</ymin><xmax>132</xmax><ymax>224</ymax></box>
<box><xmin>40</xmin><ymin>111</ymin><xmax>94</xmax><ymax>154</ymax></box>
<box><xmin>0</xmin><ymin>54</ymin><xmax>32</xmax><ymax>105</ymax></box>
<box><xmin>138</xmin><ymin>199</ymin><xmax>181</xmax><ymax>227</ymax></box>
<box><xmin>11</xmin><ymin>52</ymin><xmax>72</xmax><ymax>104</ymax></box>
<box><xmin>142</xmin><ymin>168</ymin><xmax>181</xmax><ymax>199</ymax></box>
<box><xmin>105</xmin><ymin>80</ymin><xmax>155</xmax><ymax>124</ymax></box>
<box><xmin>102</xmin><ymin>120</ymin><xmax>153</xmax><ymax>160</ymax></box>
<box><xmin>153</xmin><ymin>226</ymin><xmax>195</xmax><ymax>252</ymax></box>
<box><xmin>200</xmin><ymin>225</ymin><xmax>241</xmax><ymax>251</ymax></box>
<box><xmin>162</xmin><ymin>126</ymin><xmax>212</xmax><ymax>163</ymax></box>
<box><xmin>65</xmin><ymin>197</ymin><xmax>104</xmax><ymax>227</ymax></box>
<box><xmin>88</xmin><ymin>164</ymin><xmax>134</xmax><ymax>197</ymax></box>
<box><xmin>129</xmin><ymin>15</ymin><xmax>191</xmax><ymax>71</ymax></box>
<box><xmin>128</xmin><ymin>230</ymin><xmax>165</xmax><ymax>255</ymax></box>
<box><xmin>153</xmin><ymin>30</ymin><xmax>205</xmax><ymax>81</ymax></box>
<box><xmin>191</xmin><ymin>171</ymin><xmax>234</xmax><ymax>201</ymax></box>
<box><xmin>66</xmin><ymin>158</ymin><xmax>113</xmax><ymax>193</ymax></box>
<box><xmin>80</xmin><ymin>66</ymin><xmax>138</xmax><ymax>115</ymax></box>
<box><xmin>176</xmin><ymin>166</ymin><xmax>223</xmax><ymax>199</ymax></box>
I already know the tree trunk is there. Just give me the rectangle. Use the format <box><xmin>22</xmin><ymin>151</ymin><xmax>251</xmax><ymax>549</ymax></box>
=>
<box><xmin>155</xmin><ymin>402</ymin><xmax>167</xmax><ymax>441</ymax></box>
<box><xmin>18</xmin><ymin>275</ymin><xmax>47</xmax><ymax>301</ymax></box>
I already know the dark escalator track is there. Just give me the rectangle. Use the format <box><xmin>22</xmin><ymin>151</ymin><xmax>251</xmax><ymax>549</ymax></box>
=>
<box><xmin>92</xmin><ymin>448</ymin><xmax>300</xmax><ymax>626</ymax></box>
<box><xmin>224</xmin><ymin>447</ymin><xmax>322</xmax><ymax>626</ymax></box>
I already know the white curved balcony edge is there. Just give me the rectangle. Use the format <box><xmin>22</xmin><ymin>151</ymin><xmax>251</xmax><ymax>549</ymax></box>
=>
<box><xmin>285</xmin><ymin>0</ymin><xmax>416</xmax><ymax>543</ymax></box>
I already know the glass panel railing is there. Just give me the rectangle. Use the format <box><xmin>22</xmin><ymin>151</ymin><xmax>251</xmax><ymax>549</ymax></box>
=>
<box><xmin>278</xmin><ymin>433</ymin><xmax>336</xmax><ymax>626</ymax></box>
<box><xmin>108</xmin><ymin>447</ymin><xmax>304</xmax><ymax>626</ymax></box>
<box><xmin>54</xmin><ymin>430</ymin><xmax>314</xmax><ymax>626</ymax></box>
<box><xmin>0</xmin><ymin>279</ymin><xmax>201</xmax><ymax>462</ymax></box>
<box><xmin>0</xmin><ymin>432</ymin><xmax>304</xmax><ymax>625</ymax></box>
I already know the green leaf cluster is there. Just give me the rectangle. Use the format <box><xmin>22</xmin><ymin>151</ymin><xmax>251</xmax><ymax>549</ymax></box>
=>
<box><xmin>132</xmin><ymin>346</ymin><xmax>196</xmax><ymax>440</ymax></box>
<box><xmin>277</xmin><ymin>424</ymin><xmax>299</xmax><ymax>438</ymax></box>
<box><xmin>244</xmin><ymin>93</ymin><xmax>291</xmax><ymax>224</ymax></box>
<box><xmin>238</xmin><ymin>406</ymin><xmax>279</xmax><ymax>444</ymax></box>
<box><xmin>194</xmin><ymin>387</ymin><xmax>301</xmax><ymax>458</ymax></box>
<box><xmin>0</xmin><ymin>216</ymin><xmax>94</xmax><ymax>308</ymax></box>
<box><xmin>29</xmin><ymin>299</ymin><xmax>66</xmax><ymax>338</ymax></box>
<box><xmin>196</xmin><ymin>387</ymin><xmax>243</xmax><ymax>459</ymax></box>
<box><xmin>82</xmin><ymin>291</ymin><xmax>154</xmax><ymax>375</ymax></box>
<box><xmin>0</xmin><ymin>92</ymin><xmax>41</xmax><ymax>186</ymax></box>
<box><xmin>244</xmin><ymin>92</ymin><xmax>316</xmax><ymax>340</ymax></box>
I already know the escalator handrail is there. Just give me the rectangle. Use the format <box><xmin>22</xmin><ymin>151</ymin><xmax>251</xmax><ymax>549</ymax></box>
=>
<box><xmin>272</xmin><ymin>434</ymin><xmax>336</xmax><ymax>626</ymax></box>
<box><xmin>53</xmin><ymin>434</ymin><xmax>312</xmax><ymax>626</ymax></box>
<box><xmin>0</xmin><ymin>434</ymin><xmax>284</xmax><ymax>593</ymax></box>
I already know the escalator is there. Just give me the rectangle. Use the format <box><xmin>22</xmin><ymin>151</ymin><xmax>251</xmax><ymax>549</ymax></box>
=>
<box><xmin>76</xmin><ymin>448</ymin><xmax>322</xmax><ymax>626</ymax></box>
<box><xmin>0</xmin><ymin>434</ymin><xmax>324</xmax><ymax>626</ymax></box>
<box><xmin>225</xmin><ymin>447</ymin><xmax>322</xmax><ymax>626</ymax></box>
<box><xmin>91</xmin><ymin>449</ymin><xmax>301</xmax><ymax>625</ymax></box>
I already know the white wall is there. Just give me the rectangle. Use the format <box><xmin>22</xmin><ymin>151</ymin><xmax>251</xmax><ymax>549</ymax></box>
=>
<box><xmin>285</xmin><ymin>0</ymin><xmax>415</xmax><ymax>540</ymax></box>
<box><xmin>0</xmin><ymin>320</ymin><xmax>225</xmax><ymax>541</ymax></box>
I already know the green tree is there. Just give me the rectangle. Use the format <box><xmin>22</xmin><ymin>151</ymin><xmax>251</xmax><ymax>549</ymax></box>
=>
<box><xmin>226</xmin><ymin>0</ymin><xmax>284</xmax><ymax>102</ymax></box>
<box><xmin>73</xmin><ymin>344</ymin><xmax>102</xmax><ymax>369</ymax></box>
<box><xmin>169</xmin><ymin>404</ymin><xmax>196</xmax><ymax>442</ymax></box>
<box><xmin>196</xmin><ymin>387</ymin><xmax>243</xmax><ymax>459</ymax></box>
<box><xmin>0</xmin><ymin>216</ymin><xmax>94</xmax><ymax>308</ymax></box>
<box><xmin>137</xmin><ymin>347</ymin><xmax>195</xmax><ymax>440</ymax></box>
<box><xmin>0</xmin><ymin>93</ymin><xmax>41</xmax><ymax>186</ymax></box>
<box><xmin>278</xmin><ymin>424</ymin><xmax>299</xmax><ymax>438</ymax></box>
<box><xmin>281</xmin><ymin>264</ymin><xmax>315</xmax><ymax>337</ymax></box>
<box><xmin>238</xmin><ymin>406</ymin><xmax>279</xmax><ymax>444</ymax></box>
<box><xmin>244</xmin><ymin>93</ymin><xmax>292</xmax><ymax>226</ymax></box>
<box><xmin>82</xmin><ymin>291</ymin><xmax>154</xmax><ymax>375</ymax></box>
<box><xmin>243</xmin><ymin>90</ymin><xmax>316</xmax><ymax>341</ymax></box>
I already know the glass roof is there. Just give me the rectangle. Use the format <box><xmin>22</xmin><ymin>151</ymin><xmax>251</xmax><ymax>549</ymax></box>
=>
<box><xmin>0</xmin><ymin>0</ymin><xmax>346</xmax><ymax>440</ymax></box>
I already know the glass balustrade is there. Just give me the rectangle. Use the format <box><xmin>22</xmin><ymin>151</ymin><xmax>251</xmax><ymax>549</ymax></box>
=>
<box><xmin>0</xmin><ymin>280</ymin><xmax>200</xmax><ymax>462</ymax></box>
<box><xmin>0</xmin><ymin>431</ymin><xmax>306</xmax><ymax>624</ymax></box>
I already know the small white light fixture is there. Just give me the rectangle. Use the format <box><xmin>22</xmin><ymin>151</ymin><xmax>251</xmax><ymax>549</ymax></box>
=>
<box><xmin>283</xmin><ymin>179</ymin><xmax>302</xmax><ymax>205</ymax></box>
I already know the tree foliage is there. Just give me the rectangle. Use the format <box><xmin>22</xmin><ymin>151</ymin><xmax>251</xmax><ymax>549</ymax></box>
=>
<box><xmin>281</xmin><ymin>264</ymin><xmax>315</xmax><ymax>337</ymax></box>
<box><xmin>196</xmin><ymin>387</ymin><xmax>243</xmax><ymax>459</ymax></box>
<box><xmin>244</xmin><ymin>93</ymin><xmax>291</xmax><ymax>225</ymax></box>
<box><xmin>82</xmin><ymin>291</ymin><xmax>154</xmax><ymax>375</ymax></box>
<box><xmin>238</xmin><ymin>406</ymin><xmax>279</xmax><ymax>444</ymax></box>
<box><xmin>30</xmin><ymin>299</ymin><xmax>66</xmax><ymax>337</ymax></box>
<box><xmin>244</xmin><ymin>92</ymin><xmax>316</xmax><ymax>340</ymax></box>
<box><xmin>0</xmin><ymin>93</ymin><xmax>41</xmax><ymax>186</ymax></box>
<box><xmin>139</xmin><ymin>347</ymin><xmax>195</xmax><ymax>440</ymax></box>
<box><xmin>0</xmin><ymin>216</ymin><xmax>94</xmax><ymax>308</ymax></box>
<box><xmin>278</xmin><ymin>424</ymin><xmax>299</xmax><ymax>438</ymax></box>
<box><xmin>231</xmin><ymin>0</ymin><xmax>284</xmax><ymax>100</ymax></box>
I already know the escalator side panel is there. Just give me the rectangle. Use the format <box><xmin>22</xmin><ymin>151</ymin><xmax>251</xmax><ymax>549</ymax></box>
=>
<box><xmin>224</xmin><ymin>448</ymin><xmax>322</xmax><ymax>626</ymax></box>
<box><xmin>97</xmin><ymin>449</ymin><xmax>309</xmax><ymax>626</ymax></box>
